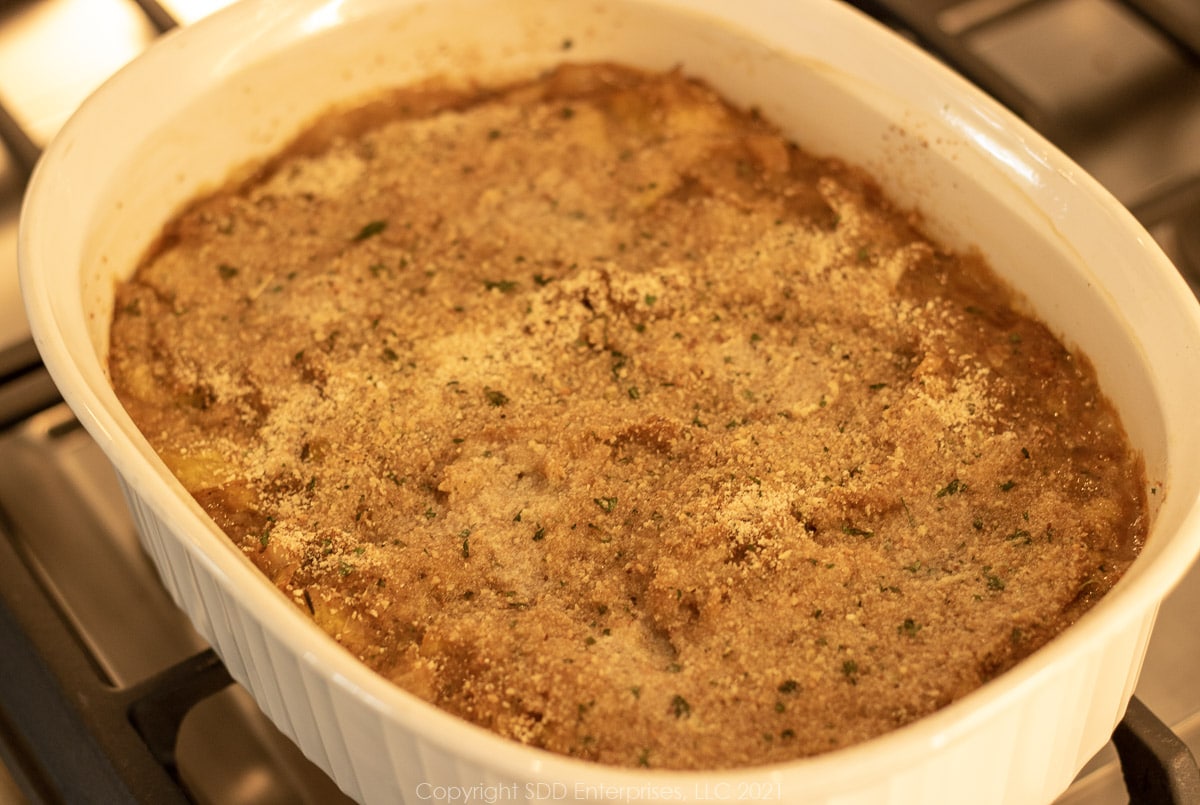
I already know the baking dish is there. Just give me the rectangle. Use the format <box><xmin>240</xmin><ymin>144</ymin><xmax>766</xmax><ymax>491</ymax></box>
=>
<box><xmin>18</xmin><ymin>0</ymin><xmax>1200</xmax><ymax>802</ymax></box>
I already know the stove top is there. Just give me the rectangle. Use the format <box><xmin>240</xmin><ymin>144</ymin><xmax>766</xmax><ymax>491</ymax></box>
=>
<box><xmin>1</xmin><ymin>1</ymin><xmax>1199</xmax><ymax>803</ymax></box>
<box><xmin>0</xmin><ymin>402</ymin><xmax>351</xmax><ymax>802</ymax></box>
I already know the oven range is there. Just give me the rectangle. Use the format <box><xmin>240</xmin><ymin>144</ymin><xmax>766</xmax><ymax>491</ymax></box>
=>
<box><xmin>0</xmin><ymin>1</ymin><xmax>1198</xmax><ymax>803</ymax></box>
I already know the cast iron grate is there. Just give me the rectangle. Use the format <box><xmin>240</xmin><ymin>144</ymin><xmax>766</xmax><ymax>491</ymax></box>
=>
<box><xmin>849</xmin><ymin>0</ymin><xmax>1200</xmax><ymax>294</ymax></box>
<box><xmin>0</xmin><ymin>504</ymin><xmax>223</xmax><ymax>804</ymax></box>
<box><xmin>849</xmin><ymin>0</ymin><xmax>1200</xmax><ymax>118</ymax></box>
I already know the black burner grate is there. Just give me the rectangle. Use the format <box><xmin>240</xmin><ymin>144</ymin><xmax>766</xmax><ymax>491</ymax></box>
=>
<box><xmin>0</xmin><ymin>518</ymin><xmax>218</xmax><ymax>803</ymax></box>
<box><xmin>849</xmin><ymin>0</ymin><xmax>1200</xmax><ymax>115</ymax></box>
<box><xmin>849</xmin><ymin>0</ymin><xmax>1200</xmax><ymax>295</ymax></box>
<box><xmin>1115</xmin><ymin>697</ymin><xmax>1200</xmax><ymax>804</ymax></box>
<box><xmin>0</xmin><ymin>389</ymin><xmax>354</xmax><ymax>805</ymax></box>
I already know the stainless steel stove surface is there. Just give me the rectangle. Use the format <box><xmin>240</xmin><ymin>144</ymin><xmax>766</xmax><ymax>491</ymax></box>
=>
<box><xmin>1</xmin><ymin>1</ymin><xmax>1198</xmax><ymax>804</ymax></box>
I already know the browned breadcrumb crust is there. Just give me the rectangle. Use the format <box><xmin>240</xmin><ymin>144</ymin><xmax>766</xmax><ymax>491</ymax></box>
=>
<box><xmin>108</xmin><ymin>63</ymin><xmax>1147</xmax><ymax>770</ymax></box>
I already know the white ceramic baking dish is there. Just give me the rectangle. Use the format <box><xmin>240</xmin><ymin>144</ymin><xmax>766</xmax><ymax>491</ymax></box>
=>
<box><xmin>19</xmin><ymin>0</ymin><xmax>1200</xmax><ymax>803</ymax></box>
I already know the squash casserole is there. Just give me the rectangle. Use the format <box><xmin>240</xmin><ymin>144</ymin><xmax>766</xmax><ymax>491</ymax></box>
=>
<box><xmin>108</xmin><ymin>63</ymin><xmax>1147</xmax><ymax>770</ymax></box>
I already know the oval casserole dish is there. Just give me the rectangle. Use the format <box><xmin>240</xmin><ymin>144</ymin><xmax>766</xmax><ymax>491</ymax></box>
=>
<box><xmin>18</xmin><ymin>0</ymin><xmax>1200</xmax><ymax>803</ymax></box>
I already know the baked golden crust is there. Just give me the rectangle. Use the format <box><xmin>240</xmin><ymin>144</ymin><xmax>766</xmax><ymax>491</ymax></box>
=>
<box><xmin>109</xmin><ymin>63</ymin><xmax>1146</xmax><ymax>770</ymax></box>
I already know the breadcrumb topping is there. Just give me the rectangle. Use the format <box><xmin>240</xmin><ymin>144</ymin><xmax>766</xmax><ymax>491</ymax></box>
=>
<box><xmin>108</xmin><ymin>63</ymin><xmax>1146</xmax><ymax>770</ymax></box>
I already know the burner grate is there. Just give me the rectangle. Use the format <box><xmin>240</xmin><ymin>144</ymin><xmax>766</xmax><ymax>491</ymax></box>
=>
<box><xmin>850</xmin><ymin>0</ymin><xmax>1200</xmax><ymax>292</ymax></box>
<box><xmin>851</xmin><ymin>0</ymin><xmax>1200</xmax><ymax>122</ymax></box>
<box><xmin>1115</xmin><ymin>697</ymin><xmax>1200</xmax><ymax>804</ymax></box>
<box><xmin>0</xmin><ymin>514</ymin><xmax>200</xmax><ymax>804</ymax></box>
<box><xmin>1121</xmin><ymin>0</ymin><xmax>1200</xmax><ymax>63</ymax></box>
<box><xmin>0</xmin><ymin>399</ymin><xmax>355</xmax><ymax>805</ymax></box>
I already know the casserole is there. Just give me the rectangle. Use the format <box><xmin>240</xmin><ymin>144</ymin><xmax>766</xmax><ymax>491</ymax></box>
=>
<box><xmin>18</xmin><ymin>0</ymin><xmax>1200</xmax><ymax>802</ymax></box>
